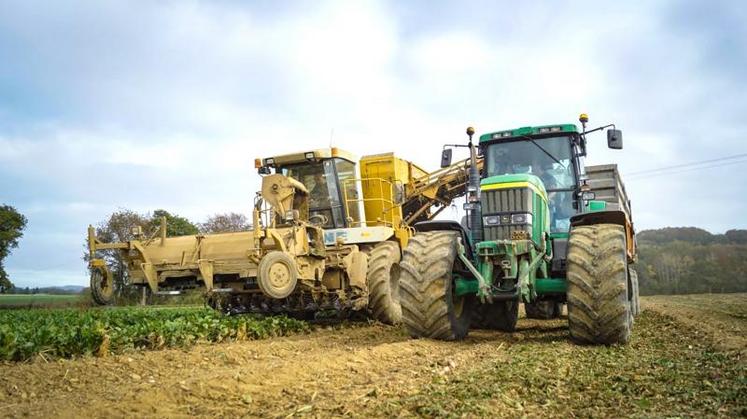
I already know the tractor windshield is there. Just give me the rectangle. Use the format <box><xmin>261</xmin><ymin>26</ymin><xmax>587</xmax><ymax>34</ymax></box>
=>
<box><xmin>485</xmin><ymin>136</ymin><xmax>577</xmax><ymax>232</ymax></box>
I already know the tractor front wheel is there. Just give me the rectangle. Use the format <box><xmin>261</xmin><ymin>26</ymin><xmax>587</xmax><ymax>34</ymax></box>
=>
<box><xmin>399</xmin><ymin>231</ymin><xmax>471</xmax><ymax>340</ymax></box>
<box><xmin>566</xmin><ymin>224</ymin><xmax>632</xmax><ymax>345</ymax></box>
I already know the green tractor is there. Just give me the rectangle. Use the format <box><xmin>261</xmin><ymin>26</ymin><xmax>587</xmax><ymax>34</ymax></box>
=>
<box><xmin>399</xmin><ymin>114</ymin><xmax>639</xmax><ymax>345</ymax></box>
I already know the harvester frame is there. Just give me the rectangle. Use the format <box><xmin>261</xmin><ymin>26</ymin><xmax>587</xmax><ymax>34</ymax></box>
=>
<box><xmin>87</xmin><ymin>146</ymin><xmax>482</xmax><ymax>323</ymax></box>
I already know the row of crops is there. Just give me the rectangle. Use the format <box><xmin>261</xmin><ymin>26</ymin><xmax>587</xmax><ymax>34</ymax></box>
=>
<box><xmin>0</xmin><ymin>307</ymin><xmax>309</xmax><ymax>361</ymax></box>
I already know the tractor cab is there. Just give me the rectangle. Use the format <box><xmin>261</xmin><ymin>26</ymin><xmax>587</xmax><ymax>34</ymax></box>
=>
<box><xmin>480</xmin><ymin>124</ymin><xmax>584</xmax><ymax>233</ymax></box>
<box><xmin>256</xmin><ymin>148</ymin><xmax>363</xmax><ymax>229</ymax></box>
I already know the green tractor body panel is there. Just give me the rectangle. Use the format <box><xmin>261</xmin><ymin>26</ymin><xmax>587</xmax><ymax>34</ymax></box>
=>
<box><xmin>588</xmin><ymin>200</ymin><xmax>607</xmax><ymax>212</ymax></box>
<box><xmin>479</xmin><ymin>173</ymin><xmax>550</xmax><ymax>247</ymax></box>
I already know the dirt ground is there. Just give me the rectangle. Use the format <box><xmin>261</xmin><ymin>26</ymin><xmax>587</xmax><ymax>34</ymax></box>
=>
<box><xmin>1</xmin><ymin>294</ymin><xmax>745</xmax><ymax>418</ymax></box>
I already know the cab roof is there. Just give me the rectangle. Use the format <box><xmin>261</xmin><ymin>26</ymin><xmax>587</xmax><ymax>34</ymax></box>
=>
<box><xmin>260</xmin><ymin>148</ymin><xmax>357</xmax><ymax>167</ymax></box>
<box><xmin>479</xmin><ymin>124</ymin><xmax>579</xmax><ymax>144</ymax></box>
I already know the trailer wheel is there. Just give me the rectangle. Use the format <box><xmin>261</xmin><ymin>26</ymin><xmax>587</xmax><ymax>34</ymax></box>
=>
<box><xmin>90</xmin><ymin>267</ymin><xmax>114</xmax><ymax>305</ymax></box>
<box><xmin>399</xmin><ymin>231</ymin><xmax>471</xmax><ymax>340</ymax></box>
<box><xmin>567</xmin><ymin>224</ymin><xmax>631</xmax><ymax>345</ymax></box>
<box><xmin>524</xmin><ymin>301</ymin><xmax>561</xmax><ymax>319</ymax></box>
<box><xmin>471</xmin><ymin>300</ymin><xmax>518</xmax><ymax>331</ymax></box>
<box><xmin>629</xmin><ymin>267</ymin><xmax>640</xmax><ymax>317</ymax></box>
<box><xmin>257</xmin><ymin>251</ymin><xmax>298</xmax><ymax>299</ymax></box>
<box><xmin>139</xmin><ymin>286</ymin><xmax>153</xmax><ymax>306</ymax></box>
<box><xmin>366</xmin><ymin>241</ymin><xmax>402</xmax><ymax>325</ymax></box>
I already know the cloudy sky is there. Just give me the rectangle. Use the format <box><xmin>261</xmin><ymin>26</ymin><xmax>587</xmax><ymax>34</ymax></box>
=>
<box><xmin>1</xmin><ymin>0</ymin><xmax>745</xmax><ymax>288</ymax></box>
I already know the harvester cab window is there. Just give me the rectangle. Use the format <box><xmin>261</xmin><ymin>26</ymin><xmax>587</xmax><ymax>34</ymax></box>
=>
<box><xmin>335</xmin><ymin>159</ymin><xmax>362</xmax><ymax>226</ymax></box>
<box><xmin>282</xmin><ymin>159</ymin><xmax>347</xmax><ymax>229</ymax></box>
<box><xmin>485</xmin><ymin>136</ymin><xmax>576</xmax><ymax>232</ymax></box>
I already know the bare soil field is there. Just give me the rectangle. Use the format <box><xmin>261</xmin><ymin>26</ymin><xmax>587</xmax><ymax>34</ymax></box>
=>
<box><xmin>1</xmin><ymin>294</ymin><xmax>745</xmax><ymax>418</ymax></box>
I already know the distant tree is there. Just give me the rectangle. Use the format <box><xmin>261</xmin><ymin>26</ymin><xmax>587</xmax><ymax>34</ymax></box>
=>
<box><xmin>150</xmin><ymin>209</ymin><xmax>199</xmax><ymax>236</ymax></box>
<box><xmin>725</xmin><ymin>229</ymin><xmax>747</xmax><ymax>245</ymax></box>
<box><xmin>0</xmin><ymin>205</ymin><xmax>28</xmax><ymax>293</ymax></box>
<box><xmin>199</xmin><ymin>212</ymin><xmax>251</xmax><ymax>234</ymax></box>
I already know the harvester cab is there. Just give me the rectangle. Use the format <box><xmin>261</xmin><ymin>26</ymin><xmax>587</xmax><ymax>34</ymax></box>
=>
<box><xmin>256</xmin><ymin>149</ymin><xmax>363</xmax><ymax>230</ymax></box>
<box><xmin>400</xmin><ymin>115</ymin><xmax>640</xmax><ymax>345</ymax></box>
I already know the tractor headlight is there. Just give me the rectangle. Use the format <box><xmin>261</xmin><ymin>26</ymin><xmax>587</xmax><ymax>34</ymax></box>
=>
<box><xmin>510</xmin><ymin>213</ymin><xmax>533</xmax><ymax>225</ymax></box>
<box><xmin>483</xmin><ymin>215</ymin><xmax>501</xmax><ymax>226</ymax></box>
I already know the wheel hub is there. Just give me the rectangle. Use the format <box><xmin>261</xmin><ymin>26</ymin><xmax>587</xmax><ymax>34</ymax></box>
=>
<box><xmin>268</xmin><ymin>263</ymin><xmax>291</xmax><ymax>289</ymax></box>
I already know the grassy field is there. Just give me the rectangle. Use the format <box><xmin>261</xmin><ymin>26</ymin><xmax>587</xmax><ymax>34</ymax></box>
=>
<box><xmin>0</xmin><ymin>293</ymin><xmax>84</xmax><ymax>308</ymax></box>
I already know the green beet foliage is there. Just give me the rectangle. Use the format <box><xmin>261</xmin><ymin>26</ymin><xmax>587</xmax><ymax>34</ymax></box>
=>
<box><xmin>0</xmin><ymin>307</ymin><xmax>308</xmax><ymax>361</ymax></box>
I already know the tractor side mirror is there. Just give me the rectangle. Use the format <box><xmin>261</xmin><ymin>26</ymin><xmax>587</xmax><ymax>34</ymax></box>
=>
<box><xmin>607</xmin><ymin>129</ymin><xmax>623</xmax><ymax>149</ymax></box>
<box><xmin>441</xmin><ymin>148</ymin><xmax>453</xmax><ymax>168</ymax></box>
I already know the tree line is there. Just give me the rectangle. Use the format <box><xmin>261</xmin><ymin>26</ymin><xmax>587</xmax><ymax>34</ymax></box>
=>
<box><xmin>635</xmin><ymin>227</ymin><xmax>747</xmax><ymax>295</ymax></box>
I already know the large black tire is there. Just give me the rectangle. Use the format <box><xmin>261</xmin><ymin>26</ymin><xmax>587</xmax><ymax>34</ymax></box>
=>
<box><xmin>567</xmin><ymin>224</ymin><xmax>631</xmax><ymax>345</ymax></box>
<box><xmin>399</xmin><ymin>231</ymin><xmax>471</xmax><ymax>340</ymax></box>
<box><xmin>90</xmin><ymin>267</ymin><xmax>114</xmax><ymax>305</ymax></box>
<box><xmin>366</xmin><ymin>241</ymin><xmax>402</xmax><ymax>325</ymax></box>
<box><xmin>471</xmin><ymin>300</ymin><xmax>518</xmax><ymax>332</ymax></box>
<box><xmin>524</xmin><ymin>301</ymin><xmax>562</xmax><ymax>319</ymax></box>
<box><xmin>629</xmin><ymin>266</ymin><xmax>640</xmax><ymax>317</ymax></box>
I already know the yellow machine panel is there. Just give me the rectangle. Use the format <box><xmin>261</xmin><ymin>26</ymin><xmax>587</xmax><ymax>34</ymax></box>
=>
<box><xmin>359</xmin><ymin>153</ymin><xmax>429</xmax><ymax>247</ymax></box>
<box><xmin>359</xmin><ymin>153</ymin><xmax>428</xmax><ymax>226</ymax></box>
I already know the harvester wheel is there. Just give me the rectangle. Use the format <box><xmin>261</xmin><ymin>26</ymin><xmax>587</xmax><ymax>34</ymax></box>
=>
<box><xmin>399</xmin><ymin>231</ymin><xmax>471</xmax><ymax>340</ymax></box>
<box><xmin>90</xmin><ymin>266</ymin><xmax>114</xmax><ymax>305</ymax></box>
<box><xmin>366</xmin><ymin>241</ymin><xmax>402</xmax><ymax>325</ymax></box>
<box><xmin>471</xmin><ymin>300</ymin><xmax>518</xmax><ymax>332</ymax></box>
<box><xmin>257</xmin><ymin>251</ymin><xmax>299</xmax><ymax>299</ymax></box>
<box><xmin>524</xmin><ymin>301</ymin><xmax>562</xmax><ymax>319</ymax></box>
<box><xmin>629</xmin><ymin>267</ymin><xmax>640</xmax><ymax>317</ymax></box>
<box><xmin>567</xmin><ymin>224</ymin><xmax>631</xmax><ymax>345</ymax></box>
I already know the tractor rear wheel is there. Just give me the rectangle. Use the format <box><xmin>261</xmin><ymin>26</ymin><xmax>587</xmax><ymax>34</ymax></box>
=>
<box><xmin>399</xmin><ymin>231</ymin><xmax>471</xmax><ymax>340</ymax></box>
<box><xmin>366</xmin><ymin>241</ymin><xmax>402</xmax><ymax>325</ymax></box>
<box><xmin>566</xmin><ymin>224</ymin><xmax>631</xmax><ymax>345</ymax></box>
<box><xmin>471</xmin><ymin>300</ymin><xmax>518</xmax><ymax>331</ymax></box>
<box><xmin>524</xmin><ymin>301</ymin><xmax>562</xmax><ymax>319</ymax></box>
